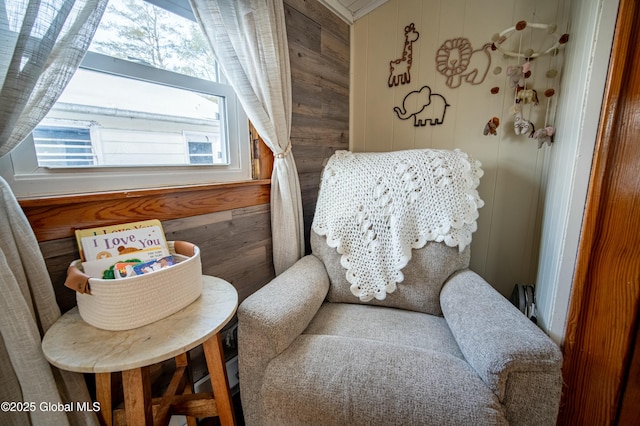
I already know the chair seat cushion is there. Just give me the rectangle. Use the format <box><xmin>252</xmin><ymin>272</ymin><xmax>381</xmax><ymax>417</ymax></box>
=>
<box><xmin>304</xmin><ymin>302</ymin><xmax>465</xmax><ymax>359</ymax></box>
<box><xmin>260</xmin><ymin>334</ymin><xmax>507</xmax><ymax>426</ymax></box>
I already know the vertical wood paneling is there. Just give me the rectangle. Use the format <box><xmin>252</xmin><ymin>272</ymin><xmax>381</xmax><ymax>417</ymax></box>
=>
<box><xmin>533</xmin><ymin>0</ymin><xmax>617</xmax><ymax>340</ymax></box>
<box><xmin>351</xmin><ymin>13</ymin><xmax>369</xmax><ymax>148</ymax></box>
<box><xmin>350</xmin><ymin>0</ymin><xmax>569</xmax><ymax>296</ymax></box>
<box><xmin>364</xmin><ymin>2</ymin><xmax>397</xmax><ymax>152</ymax></box>
<box><xmin>393</xmin><ymin>0</ymin><xmax>427</xmax><ymax>151</ymax></box>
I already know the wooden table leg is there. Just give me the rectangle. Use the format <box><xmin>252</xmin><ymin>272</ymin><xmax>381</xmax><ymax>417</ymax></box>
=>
<box><xmin>175</xmin><ymin>353</ymin><xmax>198</xmax><ymax>426</ymax></box>
<box><xmin>95</xmin><ymin>373</ymin><xmax>112</xmax><ymax>426</ymax></box>
<box><xmin>122</xmin><ymin>366</ymin><xmax>153</xmax><ymax>425</ymax></box>
<box><xmin>203</xmin><ymin>333</ymin><xmax>236</xmax><ymax>426</ymax></box>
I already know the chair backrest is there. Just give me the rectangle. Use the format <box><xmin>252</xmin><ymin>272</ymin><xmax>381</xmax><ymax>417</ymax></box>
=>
<box><xmin>310</xmin><ymin>149</ymin><xmax>484</xmax><ymax>316</ymax></box>
<box><xmin>311</xmin><ymin>232</ymin><xmax>470</xmax><ymax>315</ymax></box>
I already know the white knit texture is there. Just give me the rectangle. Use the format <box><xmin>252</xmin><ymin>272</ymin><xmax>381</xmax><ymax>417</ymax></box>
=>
<box><xmin>312</xmin><ymin>149</ymin><xmax>484</xmax><ymax>302</ymax></box>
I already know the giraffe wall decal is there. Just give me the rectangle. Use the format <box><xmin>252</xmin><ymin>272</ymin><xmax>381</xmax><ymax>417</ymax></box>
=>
<box><xmin>388</xmin><ymin>23</ymin><xmax>419</xmax><ymax>87</ymax></box>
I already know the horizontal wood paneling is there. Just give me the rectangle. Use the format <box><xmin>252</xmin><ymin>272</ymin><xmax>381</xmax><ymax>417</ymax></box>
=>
<box><xmin>285</xmin><ymin>0</ymin><xmax>350</xmax><ymax>252</ymax></box>
<box><xmin>285</xmin><ymin>0</ymin><xmax>350</xmax><ymax>44</ymax></box>
<box><xmin>20</xmin><ymin>181</ymin><xmax>270</xmax><ymax>242</ymax></box>
<box><xmin>164</xmin><ymin>205</ymin><xmax>274</xmax><ymax>303</ymax></box>
<box><xmin>41</xmin><ymin>205</ymin><xmax>273</xmax><ymax>313</ymax></box>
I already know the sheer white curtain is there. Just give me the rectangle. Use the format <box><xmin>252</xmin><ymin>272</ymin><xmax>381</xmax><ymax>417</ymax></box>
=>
<box><xmin>0</xmin><ymin>0</ymin><xmax>107</xmax><ymax>156</ymax></box>
<box><xmin>0</xmin><ymin>1</ymin><xmax>106</xmax><ymax>424</ymax></box>
<box><xmin>189</xmin><ymin>0</ymin><xmax>305</xmax><ymax>274</ymax></box>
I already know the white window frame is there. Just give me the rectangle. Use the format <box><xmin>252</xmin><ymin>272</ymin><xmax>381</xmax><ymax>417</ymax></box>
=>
<box><xmin>1</xmin><ymin>0</ymin><xmax>251</xmax><ymax>198</ymax></box>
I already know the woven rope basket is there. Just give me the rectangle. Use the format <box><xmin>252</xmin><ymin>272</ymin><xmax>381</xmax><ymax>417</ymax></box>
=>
<box><xmin>68</xmin><ymin>241</ymin><xmax>202</xmax><ymax>331</ymax></box>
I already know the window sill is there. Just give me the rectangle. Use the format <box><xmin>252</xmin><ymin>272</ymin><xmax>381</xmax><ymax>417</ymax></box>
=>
<box><xmin>19</xmin><ymin>180</ymin><xmax>271</xmax><ymax>242</ymax></box>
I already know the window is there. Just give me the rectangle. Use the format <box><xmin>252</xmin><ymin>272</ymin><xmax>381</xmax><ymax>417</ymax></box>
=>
<box><xmin>3</xmin><ymin>0</ymin><xmax>250</xmax><ymax>197</ymax></box>
<box><xmin>33</xmin><ymin>122</ymin><xmax>95</xmax><ymax>167</ymax></box>
<box><xmin>185</xmin><ymin>131</ymin><xmax>226</xmax><ymax>165</ymax></box>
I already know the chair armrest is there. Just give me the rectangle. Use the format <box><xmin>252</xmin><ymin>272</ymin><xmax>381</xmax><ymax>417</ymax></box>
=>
<box><xmin>238</xmin><ymin>255</ymin><xmax>329</xmax><ymax>425</ymax></box>
<box><xmin>440</xmin><ymin>270</ymin><xmax>563</xmax><ymax>425</ymax></box>
<box><xmin>238</xmin><ymin>254</ymin><xmax>329</xmax><ymax>357</ymax></box>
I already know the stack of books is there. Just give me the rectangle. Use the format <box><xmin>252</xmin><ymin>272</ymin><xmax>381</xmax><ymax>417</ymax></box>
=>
<box><xmin>75</xmin><ymin>219</ymin><xmax>173</xmax><ymax>280</ymax></box>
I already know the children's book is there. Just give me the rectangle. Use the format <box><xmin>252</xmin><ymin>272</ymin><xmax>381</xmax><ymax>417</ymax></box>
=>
<box><xmin>113</xmin><ymin>261</ymin><xmax>142</xmax><ymax>279</ymax></box>
<box><xmin>81</xmin><ymin>250</ymin><xmax>160</xmax><ymax>279</ymax></box>
<box><xmin>82</xmin><ymin>253</ymin><xmax>176</xmax><ymax>280</ymax></box>
<box><xmin>132</xmin><ymin>256</ymin><xmax>175</xmax><ymax>276</ymax></box>
<box><xmin>75</xmin><ymin>219</ymin><xmax>169</xmax><ymax>262</ymax></box>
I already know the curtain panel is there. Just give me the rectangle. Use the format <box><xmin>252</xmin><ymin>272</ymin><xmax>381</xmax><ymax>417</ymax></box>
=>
<box><xmin>0</xmin><ymin>0</ymin><xmax>107</xmax><ymax>157</ymax></box>
<box><xmin>0</xmin><ymin>1</ymin><xmax>107</xmax><ymax>424</ymax></box>
<box><xmin>189</xmin><ymin>0</ymin><xmax>305</xmax><ymax>274</ymax></box>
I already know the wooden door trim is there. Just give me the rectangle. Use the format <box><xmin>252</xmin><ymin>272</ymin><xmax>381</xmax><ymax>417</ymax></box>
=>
<box><xmin>559</xmin><ymin>0</ymin><xmax>640</xmax><ymax>423</ymax></box>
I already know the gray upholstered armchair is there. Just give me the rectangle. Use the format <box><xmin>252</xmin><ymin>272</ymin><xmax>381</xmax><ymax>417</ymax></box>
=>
<box><xmin>238</xmin><ymin>149</ymin><xmax>562</xmax><ymax>426</ymax></box>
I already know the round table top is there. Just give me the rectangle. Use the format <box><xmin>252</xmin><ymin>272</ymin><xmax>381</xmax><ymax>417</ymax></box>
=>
<box><xmin>42</xmin><ymin>275</ymin><xmax>238</xmax><ymax>373</ymax></box>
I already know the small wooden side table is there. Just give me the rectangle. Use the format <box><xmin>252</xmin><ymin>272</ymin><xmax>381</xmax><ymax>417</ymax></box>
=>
<box><xmin>42</xmin><ymin>275</ymin><xmax>238</xmax><ymax>426</ymax></box>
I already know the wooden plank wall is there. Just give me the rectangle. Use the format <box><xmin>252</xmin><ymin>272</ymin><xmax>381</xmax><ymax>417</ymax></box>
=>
<box><xmin>285</xmin><ymin>0</ymin><xmax>350</xmax><ymax>252</ymax></box>
<box><xmin>28</xmin><ymin>0</ymin><xmax>350</xmax><ymax>313</ymax></box>
<box><xmin>37</xmin><ymin>197</ymin><xmax>274</xmax><ymax>314</ymax></box>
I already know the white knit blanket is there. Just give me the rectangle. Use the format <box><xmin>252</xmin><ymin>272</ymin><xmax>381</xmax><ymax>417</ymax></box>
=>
<box><xmin>312</xmin><ymin>149</ymin><xmax>484</xmax><ymax>302</ymax></box>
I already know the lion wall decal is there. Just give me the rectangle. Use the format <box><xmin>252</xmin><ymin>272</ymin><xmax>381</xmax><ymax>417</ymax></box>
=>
<box><xmin>436</xmin><ymin>38</ymin><xmax>492</xmax><ymax>89</ymax></box>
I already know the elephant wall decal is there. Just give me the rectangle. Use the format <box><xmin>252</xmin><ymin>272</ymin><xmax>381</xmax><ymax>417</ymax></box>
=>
<box><xmin>394</xmin><ymin>85</ymin><xmax>450</xmax><ymax>126</ymax></box>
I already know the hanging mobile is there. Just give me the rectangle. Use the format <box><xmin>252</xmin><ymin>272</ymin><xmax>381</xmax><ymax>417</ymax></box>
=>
<box><xmin>532</xmin><ymin>41</ymin><xmax>563</xmax><ymax>148</ymax></box>
<box><xmin>492</xmin><ymin>21</ymin><xmax>568</xmax><ymax>59</ymax></box>
<box><xmin>484</xmin><ymin>65</ymin><xmax>503</xmax><ymax>136</ymax></box>
<box><xmin>494</xmin><ymin>18</ymin><xmax>569</xmax><ymax>140</ymax></box>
